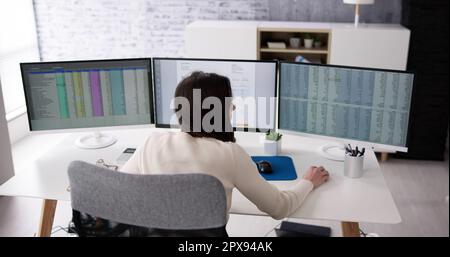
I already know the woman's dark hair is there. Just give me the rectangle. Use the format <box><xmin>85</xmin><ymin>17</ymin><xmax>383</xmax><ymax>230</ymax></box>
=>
<box><xmin>174</xmin><ymin>71</ymin><xmax>235</xmax><ymax>143</ymax></box>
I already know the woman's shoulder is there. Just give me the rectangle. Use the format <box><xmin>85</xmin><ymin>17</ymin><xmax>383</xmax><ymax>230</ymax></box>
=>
<box><xmin>140</xmin><ymin>131</ymin><xmax>176</xmax><ymax>146</ymax></box>
<box><xmin>227</xmin><ymin>141</ymin><xmax>246</xmax><ymax>152</ymax></box>
<box><xmin>143</xmin><ymin>131</ymin><xmax>244</xmax><ymax>152</ymax></box>
<box><xmin>145</xmin><ymin>131</ymin><xmax>180</xmax><ymax>139</ymax></box>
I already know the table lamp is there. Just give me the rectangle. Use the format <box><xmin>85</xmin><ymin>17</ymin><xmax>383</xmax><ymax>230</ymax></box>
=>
<box><xmin>343</xmin><ymin>0</ymin><xmax>375</xmax><ymax>27</ymax></box>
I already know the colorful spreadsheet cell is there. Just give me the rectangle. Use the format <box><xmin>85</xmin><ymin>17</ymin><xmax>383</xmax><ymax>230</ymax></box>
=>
<box><xmin>89</xmin><ymin>70</ymin><xmax>104</xmax><ymax>117</ymax></box>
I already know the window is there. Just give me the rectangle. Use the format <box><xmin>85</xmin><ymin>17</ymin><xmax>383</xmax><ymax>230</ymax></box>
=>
<box><xmin>0</xmin><ymin>0</ymin><xmax>40</xmax><ymax>117</ymax></box>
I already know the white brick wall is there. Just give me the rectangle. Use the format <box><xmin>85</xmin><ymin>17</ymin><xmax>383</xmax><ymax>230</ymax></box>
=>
<box><xmin>34</xmin><ymin>0</ymin><xmax>269</xmax><ymax>61</ymax></box>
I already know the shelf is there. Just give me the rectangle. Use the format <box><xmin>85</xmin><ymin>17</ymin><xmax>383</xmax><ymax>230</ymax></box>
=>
<box><xmin>259</xmin><ymin>47</ymin><xmax>328</xmax><ymax>54</ymax></box>
<box><xmin>258</xmin><ymin>28</ymin><xmax>331</xmax><ymax>63</ymax></box>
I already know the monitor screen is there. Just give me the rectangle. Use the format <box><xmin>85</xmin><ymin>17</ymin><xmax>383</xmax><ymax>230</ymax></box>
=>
<box><xmin>21</xmin><ymin>59</ymin><xmax>153</xmax><ymax>131</ymax></box>
<box><xmin>278</xmin><ymin>62</ymin><xmax>414</xmax><ymax>150</ymax></box>
<box><xmin>153</xmin><ymin>58</ymin><xmax>277</xmax><ymax>131</ymax></box>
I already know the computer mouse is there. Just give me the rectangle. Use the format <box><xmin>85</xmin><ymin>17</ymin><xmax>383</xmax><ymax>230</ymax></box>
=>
<box><xmin>256</xmin><ymin>160</ymin><xmax>273</xmax><ymax>174</ymax></box>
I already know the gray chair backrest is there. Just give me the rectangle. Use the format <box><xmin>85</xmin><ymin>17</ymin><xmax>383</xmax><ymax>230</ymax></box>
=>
<box><xmin>68</xmin><ymin>160</ymin><xmax>227</xmax><ymax>230</ymax></box>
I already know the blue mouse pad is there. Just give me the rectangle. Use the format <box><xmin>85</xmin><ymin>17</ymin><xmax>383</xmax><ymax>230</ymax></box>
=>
<box><xmin>251</xmin><ymin>156</ymin><xmax>298</xmax><ymax>181</ymax></box>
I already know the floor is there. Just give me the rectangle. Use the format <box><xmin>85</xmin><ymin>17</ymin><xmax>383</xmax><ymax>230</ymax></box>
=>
<box><xmin>1</xmin><ymin>151</ymin><xmax>448</xmax><ymax>237</ymax></box>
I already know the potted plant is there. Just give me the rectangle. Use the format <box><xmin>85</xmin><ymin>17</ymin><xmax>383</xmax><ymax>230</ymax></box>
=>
<box><xmin>314</xmin><ymin>37</ymin><xmax>323</xmax><ymax>48</ymax></box>
<box><xmin>303</xmin><ymin>33</ymin><xmax>314</xmax><ymax>49</ymax></box>
<box><xmin>263</xmin><ymin>131</ymin><xmax>283</xmax><ymax>156</ymax></box>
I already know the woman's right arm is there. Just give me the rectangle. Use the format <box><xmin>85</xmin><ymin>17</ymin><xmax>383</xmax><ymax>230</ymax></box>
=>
<box><xmin>231</xmin><ymin>144</ymin><xmax>329</xmax><ymax>220</ymax></box>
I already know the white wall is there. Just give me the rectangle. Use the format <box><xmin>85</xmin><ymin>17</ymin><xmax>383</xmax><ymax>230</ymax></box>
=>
<box><xmin>0</xmin><ymin>79</ymin><xmax>15</xmax><ymax>185</ymax></box>
<box><xmin>0</xmin><ymin>0</ymin><xmax>40</xmax><ymax>114</ymax></box>
<box><xmin>33</xmin><ymin>0</ymin><xmax>269</xmax><ymax>61</ymax></box>
<box><xmin>0</xmin><ymin>0</ymin><xmax>40</xmax><ymax>143</ymax></box>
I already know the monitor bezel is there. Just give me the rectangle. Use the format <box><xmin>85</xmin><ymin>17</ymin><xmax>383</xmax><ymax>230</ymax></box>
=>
<box><xmin>277</xmin><ymin>61</ymin><xmax>416</xmax><ymax>152</ymax></box>
<box><xmin>20</xmin><ymin>58</ymin><xmax>154</xmax><ymax>132</ymax></box>
<box><xmin>152</xmin><ymin>57</ymin><xmax>279</xmax><ymax>132</ymax></box>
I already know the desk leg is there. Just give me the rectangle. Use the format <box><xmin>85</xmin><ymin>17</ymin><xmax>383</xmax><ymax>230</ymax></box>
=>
<box><xmin>341</xmin><ymin>222</ymin><xmax>360</xmax><ymax>237</ymax></box>
<box><xmin>380</xmin><ymin>152</ymin><xmax>389</xmax><ymax>162</ymax></box>
<box><xmin>37</xmin><ymin>199</ymin><xmax>57</xmax><ymax>237</ymax></box>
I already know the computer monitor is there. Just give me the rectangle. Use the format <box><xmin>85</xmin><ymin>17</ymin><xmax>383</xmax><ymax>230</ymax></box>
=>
<box><xmin>278</xmin><ymin>62</ymin><xmax>414</xmax><ymax>161</ymax></box>
<box><xmin>152</xmin><ymin>58</ymin><xmax>278</xmax><ymax>131</ymax></box>
<box><xmin>21</xmin><ymin>58</ymin><xmax>153</xmax><ymax>148</ymax></box>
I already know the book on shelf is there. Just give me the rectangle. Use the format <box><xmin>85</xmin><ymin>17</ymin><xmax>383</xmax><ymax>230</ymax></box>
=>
<box><xmin>266</xmin><ymin>42</ymin><xmax>286</xmax><ymax>49</ymax></box>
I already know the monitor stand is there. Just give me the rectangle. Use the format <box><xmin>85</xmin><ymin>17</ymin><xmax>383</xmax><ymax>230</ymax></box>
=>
<box><xmin>75</xmin><ymin>131</ymin><xmax>117</xmax><ymax>149</ymax></box>
<box><xmin>319</xmin><ymin>142</ymin><xmax>346</xmax><ymax>162</ymax></box>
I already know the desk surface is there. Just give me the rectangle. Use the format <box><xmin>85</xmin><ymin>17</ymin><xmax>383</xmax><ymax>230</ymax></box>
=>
<box><xmin>0</xmin><ymin>128</ymin><xmax>401</xmax><ymax>224</ymax></box>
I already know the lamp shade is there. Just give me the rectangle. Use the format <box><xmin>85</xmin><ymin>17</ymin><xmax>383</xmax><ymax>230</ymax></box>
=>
<box><xmin>343</xmin><ymin>0</ymin><xmax>374</xmax><ymax>4</ymax></box>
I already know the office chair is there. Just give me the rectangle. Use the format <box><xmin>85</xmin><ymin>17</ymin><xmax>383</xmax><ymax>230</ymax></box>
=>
<box><xmin>67</xmin><ymin>161</ymin><xmax>228</xmax><ymax>237</ymax></box>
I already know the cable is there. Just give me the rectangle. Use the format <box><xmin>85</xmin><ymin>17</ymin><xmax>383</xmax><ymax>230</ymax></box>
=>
<box><xmin>359</xmin><ymin>228</ymin><xmax>368</xmax><ymax>237</ymax></box>
<box><xmin>51</xmin><ymin>226</ymin><xmax>70</xmax><ymax>235</ymax></box>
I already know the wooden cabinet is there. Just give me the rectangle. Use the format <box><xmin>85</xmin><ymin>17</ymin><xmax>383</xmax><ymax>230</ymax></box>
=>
<box><xmin>329</xmin><ymin>24</ymin><xmax>410</xmax><ymax>70</ymax></box>
<box><xmin>186</xmin><ymin>21</ymin><xmax>410</xmax><ymax>71</ymax></box>
<box><xmin>185</xmin><ymin>21</ymin><xmax>259</xmax><ymax>59</ymax></box>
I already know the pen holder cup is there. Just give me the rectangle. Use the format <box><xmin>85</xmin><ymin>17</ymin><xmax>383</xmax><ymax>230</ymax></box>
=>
<box><xmin>344</xmin><ymin>155</ymin><xmax>364</xmax><ymax>178</ymax></box>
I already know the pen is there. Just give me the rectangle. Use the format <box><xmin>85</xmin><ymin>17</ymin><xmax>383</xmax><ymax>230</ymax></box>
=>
<box><xmin>355</xmin><ymin>146</ymin><xmax>359</xmax><ymax>156</ymax></box>
<box><xmin>359</xmin><ymin>148</ymin><xmax>365</xmax><ymax>157</ymax></box>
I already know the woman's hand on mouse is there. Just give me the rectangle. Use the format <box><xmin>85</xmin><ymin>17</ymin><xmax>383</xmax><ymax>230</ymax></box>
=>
<box><xmin>303</xmin><ymin>166</ymin><xmax>330</xmax><ymax>189</ymax></box>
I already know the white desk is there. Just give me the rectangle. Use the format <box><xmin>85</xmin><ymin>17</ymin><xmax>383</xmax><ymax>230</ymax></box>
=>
<box><xmin>0</xmin><ymin>128</ymin><xmax>401</xmax><ymax>237</ymax></box>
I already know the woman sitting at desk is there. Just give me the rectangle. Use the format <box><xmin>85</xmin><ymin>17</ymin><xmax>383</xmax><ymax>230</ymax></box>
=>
<box><xmin>121</xmin><ymin>72</ymin><xmax>329</xmax><ymax>220</ymax></box>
